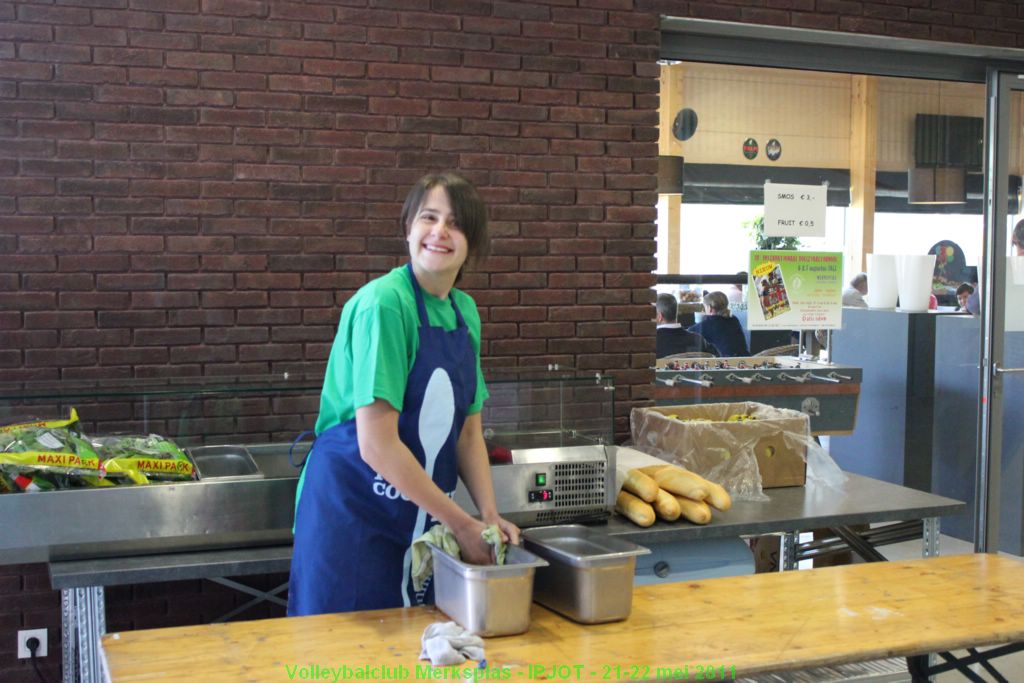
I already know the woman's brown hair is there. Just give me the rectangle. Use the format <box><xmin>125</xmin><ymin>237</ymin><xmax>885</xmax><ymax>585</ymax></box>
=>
<box><xmin>400</xmin><ymin>171</ymin><xmax>489</xmax><ymax>272</ymax></box>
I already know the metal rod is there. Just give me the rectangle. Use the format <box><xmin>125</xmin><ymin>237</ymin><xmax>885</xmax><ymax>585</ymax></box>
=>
<box><xmin>936</xmin><ymin>651</ymin><xmax>992</xmax><ymax>683</ymax></box>
<box><xmin>829</xmin><ymin>526</ymin><xmax>888</xmax><ymax>562</ymax></box>
<box><xmin>656</xmin><ymin>273</ymin><xmax>746</xmax><ymax>286</ymax></box>
<box><xmin>968</xmin><ymin>647</ymin><xmax>1010</xmax><ymax>683</ymax></box>
<box><xmin>993</xmin><ymin>362</ymin><xmax>1024</xmax><ymax>374</ymax></box>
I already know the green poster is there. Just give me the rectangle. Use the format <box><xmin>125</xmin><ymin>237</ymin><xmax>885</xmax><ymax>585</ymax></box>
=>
<box><xmin>747</xmin><ymin>250</ymin><xmax>843</xmax><ymax>330</ymax></box>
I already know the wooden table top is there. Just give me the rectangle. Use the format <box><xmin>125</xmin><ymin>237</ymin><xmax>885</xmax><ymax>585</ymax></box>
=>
<box><xmin>103</xmin><ymin>554</ymin><xmax>1024</xmax><ymax>682</ymax></box>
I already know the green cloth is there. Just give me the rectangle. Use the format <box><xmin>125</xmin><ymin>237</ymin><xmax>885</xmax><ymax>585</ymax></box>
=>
<box><xmin>411</xmin><ymin>523</ymin><xmax>506</xmax><ymax>592</ymax></box>
<box><xmin>314</xmin><ymin>266</ymin><xmax>488</xmax><ymax>435</ymax></box>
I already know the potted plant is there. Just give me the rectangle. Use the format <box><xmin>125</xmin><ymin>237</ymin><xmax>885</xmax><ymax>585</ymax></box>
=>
<box><xmin>745</xmin><ymin>215</ymin><xmax>801</xmax><ymax>251</ymax></box>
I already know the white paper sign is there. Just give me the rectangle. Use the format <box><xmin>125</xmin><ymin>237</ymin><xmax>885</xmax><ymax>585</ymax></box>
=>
<box><xmin>763</xmin><ymin>182</ymin><xmax>826</xmax><ymax>237</ymax></box>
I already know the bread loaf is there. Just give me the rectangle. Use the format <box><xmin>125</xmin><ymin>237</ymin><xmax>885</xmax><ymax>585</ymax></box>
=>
<box><xmin>673</xmin><ymin>495</ymin><xmax>712</xmax><ymax>525</ymax></box>
<box><xmin>652</xmin><ymin>467</ymin><xmax>709</xmax><ymax>501</ymax></box>
<box><xmin>652</xmin><ymin>488</ymin><xmax>681</xmax><ymax>521</ymax></box>
<box><xmin>616</xmin><ymin>490</ymin><xmax>656</xmax><ymax>527</ymax></box>
<box><xmin>705</xmin><ymin>480</ymin><xmax>732</xmax><ymax>511</ymax></box>
<box><xmin>637</xmin><ymin>464</ymin><xmax>671</xmax><ymax>478</ymax></box>
<box><xmin>623</xmin><ymin>468</ymin><xmax>659</xmax><ymax>503</ymax></box>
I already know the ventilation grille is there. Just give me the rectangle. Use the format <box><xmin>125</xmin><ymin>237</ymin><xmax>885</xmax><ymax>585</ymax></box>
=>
<box><xmin>552</xmin><ymin>461</ymin><xmax>606</xmax><ymax>508</ymax></box>
<box><xmin>535</xmin><ymin>508</ymin><xmax>609</xmax><ymax>524</ymax></box>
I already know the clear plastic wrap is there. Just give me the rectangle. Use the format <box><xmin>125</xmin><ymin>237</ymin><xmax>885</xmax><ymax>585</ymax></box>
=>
<box><xmin>92</xmin><ymin>434</ymin><xmax>194</xmax><ymax>482</ymax></box>
<box><xmin>630</xmin><ymin>401</ymin><xmax>846</xmax><ymax>501</ymax></box>
<box><xmin>0</xmin><ymin>409</ymin><xmax>106</xmax><ymax>490</ymax></box>
<box><xmin>0</xmin><ymin>408</ymin><xmax>196</xmax><ymax>490</ymax></box>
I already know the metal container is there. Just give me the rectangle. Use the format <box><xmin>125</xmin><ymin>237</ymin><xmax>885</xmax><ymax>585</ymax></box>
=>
<box><xmin>429</xmin><ymin>543</ymin><xmax>548</xmax><ymax>637</ymax></box>
<box><xmin>189</xmin><ymin>445</ymin><xmax>262</xmax><ymax>480</ymax></box>
<box><xmin>522</xmin><ymin>524</ymin><xmax>650</xmax><ymax>624</ymax></box>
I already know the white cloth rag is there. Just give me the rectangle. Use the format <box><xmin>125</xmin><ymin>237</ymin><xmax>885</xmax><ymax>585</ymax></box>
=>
<box><xmin>419</xmin><ymin>621</ymin><xmax>486</xmax><ymax>666</ymax></box>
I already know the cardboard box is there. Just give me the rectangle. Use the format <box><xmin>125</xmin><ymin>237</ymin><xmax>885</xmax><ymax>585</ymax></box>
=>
<box><xmin>631</xmin><ymin>402</ymin><xmax>809</xmax><ymax>488</ymax></box>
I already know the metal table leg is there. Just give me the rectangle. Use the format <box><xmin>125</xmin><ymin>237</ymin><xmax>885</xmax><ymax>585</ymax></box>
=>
<box><xmin>781</xmin><ymin>531</ymin><xmax>797</xmax><ymax>570</ymax></box>
<box><xmin>74</xmin><ymin>586</ymin><xmax>105</xmax><ymax>683</ymax></box>
<box><xmin>922</xmin><ymin>516</ymin><xmax>939</xmax><ymax>557</ymax></box>
<box><xmin>61</xmin><ymin>589</ymin><xmax>75</xmax><ymax>683</ymax></box>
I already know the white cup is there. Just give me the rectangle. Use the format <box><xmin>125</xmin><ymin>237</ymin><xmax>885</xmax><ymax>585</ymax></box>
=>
<box><xmin>865</xmin><ymin>254</ymin><xmax>898</xmax><ymax>308</ymax></box>
<box><xmin>895</xmin><ymin>254</ymin><xmax>937</xmax><ymax>312</ymax></box>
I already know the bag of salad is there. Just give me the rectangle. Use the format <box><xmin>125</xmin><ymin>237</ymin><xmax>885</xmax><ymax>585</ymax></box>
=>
<box><xmin>92</xmin><ymin>434</ymin><xmax>194</xmax><ymax>482</ymax></box>
<box><xmin>0</xmin><ymin>408</ymin><xmax>104</xmax><ymax>480</ymax></box>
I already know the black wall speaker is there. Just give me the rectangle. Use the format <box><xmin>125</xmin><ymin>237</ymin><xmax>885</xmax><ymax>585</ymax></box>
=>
<box><xmin>914</xmin><ymin>114</ymin><xmax>984</xmax><ymax>169</ymax></box>
<box><xmin>672</xmin><ymin>108</ymin><xmax>698</xmax><ymax>141</ymax></box>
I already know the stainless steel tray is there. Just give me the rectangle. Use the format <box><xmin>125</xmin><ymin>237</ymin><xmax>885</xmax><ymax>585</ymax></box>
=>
<box><xmin>523</xmin><ymin>524</ymin><xmax>649</xmax><ymax>624</ymax></box>
<box><xmin>189</xmin><ymin>445</ymin><xmax>263</xmax><ymax>480</ymax></box>
<box><xmin>523</xmin><ymin>524</ymin><xmax>651</xmax><ymax>567</ymax></box>
<box><xmin>430</xmin><ymin>543</ymin><xmax>548</xmax><ymax>637</ymax></box>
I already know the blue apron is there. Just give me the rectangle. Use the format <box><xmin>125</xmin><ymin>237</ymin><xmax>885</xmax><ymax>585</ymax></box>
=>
<box><xmin>288</xmin><ymin>264</ymin><xmax>477</xmax><ymax>615</ymax></box>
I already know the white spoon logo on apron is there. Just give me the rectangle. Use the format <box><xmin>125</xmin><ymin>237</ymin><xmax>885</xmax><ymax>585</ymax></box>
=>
<box><xmin>401</xmin><ymin>367</ymin><xmax>454</xmax><ymax>606</ymax></box>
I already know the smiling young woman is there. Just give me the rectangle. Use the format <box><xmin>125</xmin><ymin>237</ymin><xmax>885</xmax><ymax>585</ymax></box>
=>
<box><xmin>288</xmin><ymin>171</ymin><xmax>518</xmax><ymax>617</ymax></box>
<box><xmin>402</xmin><ymin>172</ymin><xmax>489</xmax><ymax>296</ymax></box>
<box><xmin>405</xmin><ymin>186</ymin><xmax>471</xmax><ymax>298</ymax></box>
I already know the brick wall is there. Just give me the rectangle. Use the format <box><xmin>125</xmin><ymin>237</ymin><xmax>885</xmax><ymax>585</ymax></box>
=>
<box><xmin>3</xmin><ymin>0</ymin><xmax>1024</xmax><ymax>680</ymax></box>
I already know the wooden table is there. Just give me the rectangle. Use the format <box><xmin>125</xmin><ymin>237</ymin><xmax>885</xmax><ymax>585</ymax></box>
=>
<box><xmin>102</xmin><ymin>554</ymin><xmax>1024</xmax><ymax>682</ymax></box>
<box><xmin>62</xmin><ymin>473</ymin><xmax>966</xmax><ymax>683</ymax></box>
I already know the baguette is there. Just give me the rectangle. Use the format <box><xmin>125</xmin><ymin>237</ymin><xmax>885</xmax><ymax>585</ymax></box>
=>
<box><xmin>637</xmin><ymin>464</ymin><xmax>671</xmax><ymax>478</ymax></box>
<box><xmin>673</xmin><ymin>495</ymin><xmax>712</xmax><ymax>525</ymax></box>
<box><xmin>652</xmin><ymin>467</ymin><xmax>709</xmax><ymax>501</ymax></box>
<box><xmin>616</xmin><ymin>490</ymin><xmax>656</xmax><ymax>527</ymax></box>
<box><xmin>705</xmin><ymin>480</ymin><xmax>732</xmax><ymax>511</ymax></box>
<box><xmin>623</xmin><ymin>468</ymin><xmax>659</xmax><ymax>502</ymax></box>
<box><xmin>652</xmin><ymin>488</ymin><xmax>681</xmax><ymax>521</ymax></box>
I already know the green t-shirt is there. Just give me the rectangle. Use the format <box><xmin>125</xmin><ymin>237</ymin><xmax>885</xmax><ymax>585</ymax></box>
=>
<box><xmin>314</xmin><ymin>266</ymin><xmax>488</xmax><ymax>434</ymax></box>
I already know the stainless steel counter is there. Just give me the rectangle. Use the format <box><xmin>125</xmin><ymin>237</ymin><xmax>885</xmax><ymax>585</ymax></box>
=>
<box><xmin>3</xmin><ymin>444</ymin><xmax>303</xmax><ymax>564</ymax></box>
<box><xmin>605</xmin><ymin>472</ymin><xmax>964</xmax><ymax>545</ymax></box>
<box><xmin>47</xmin><ymin>472</ymin><xmax>963</xmax><ymax>590</ymax></box>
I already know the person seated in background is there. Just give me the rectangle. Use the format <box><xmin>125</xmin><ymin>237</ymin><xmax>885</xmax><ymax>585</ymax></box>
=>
<box><xmin>842</xmin><ymin>272</ymin><xmax>868</xmax><ymax>308</ymax></box>
<box><xmin>655</xmin><ymin>293</ymin><xmax>718</xmax><ymax>358</ymax></box>
<box><xmin>955</xmin><ymin>283</ymin><xmax>974</xmax><ymax>312</ymax></box>
<box><xmin>687</xmin><ymin>291</ymin><xmax>750</xmax><ymax>357</ymax></box>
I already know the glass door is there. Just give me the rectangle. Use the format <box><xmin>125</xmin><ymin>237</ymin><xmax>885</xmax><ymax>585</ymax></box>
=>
<box><xmin>976</xmin><ymin>72</ymin><xmax>1024</xmax><ymax>552</ymax></box>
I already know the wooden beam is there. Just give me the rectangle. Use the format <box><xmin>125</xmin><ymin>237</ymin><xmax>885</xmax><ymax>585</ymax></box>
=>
<box><xmin>659</xmin><ymin>63</ymin><xmax>685</xmax><ymax>275</ymax></box>
<box><xmin>658</xmin><ymin>63</ymin><xmax>684</xmax><ymax>157</ymax></box>
<box><xmin>666</xmin><ymin>195</ymin><xmax>681</xmax><ymax>274</ymax></box>
<box><xmin>849</xmin><ymin>75</ymin><xmax>878</xmax><ymax>275</ymax></box>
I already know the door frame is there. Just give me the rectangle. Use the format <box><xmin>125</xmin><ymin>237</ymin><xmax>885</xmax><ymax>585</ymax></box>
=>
<box><xmin>661</xmin><ymin>18</ymin><xmax>1024</xmax><ymax>550</ymax></box>
<box><xmin>977</xmin><ymin>70</ymin><xmax>1019</xmax><ymax>551</ymax></box>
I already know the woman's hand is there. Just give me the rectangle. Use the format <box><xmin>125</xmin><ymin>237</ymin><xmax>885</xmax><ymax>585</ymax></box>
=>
<box><xmin>483</xmin><ymin>513</ymin><xmax>521</xmax><ymax>546</ymax></box>
<box><xmin>451</xmin><ymin>517</ymin><xmax>494</xmax><ymax>565</ymax></box>
<box><xmin>452</xmin><ymin>513</ymin><xmax>522</xmax><ymax>565</ymax></box>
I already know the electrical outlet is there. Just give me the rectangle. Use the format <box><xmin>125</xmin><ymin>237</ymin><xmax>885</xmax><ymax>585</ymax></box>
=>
<box><xmin>17</xmin><ymin>628</ymin><xmax>47</xmax><ymax>659</ymax></box>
